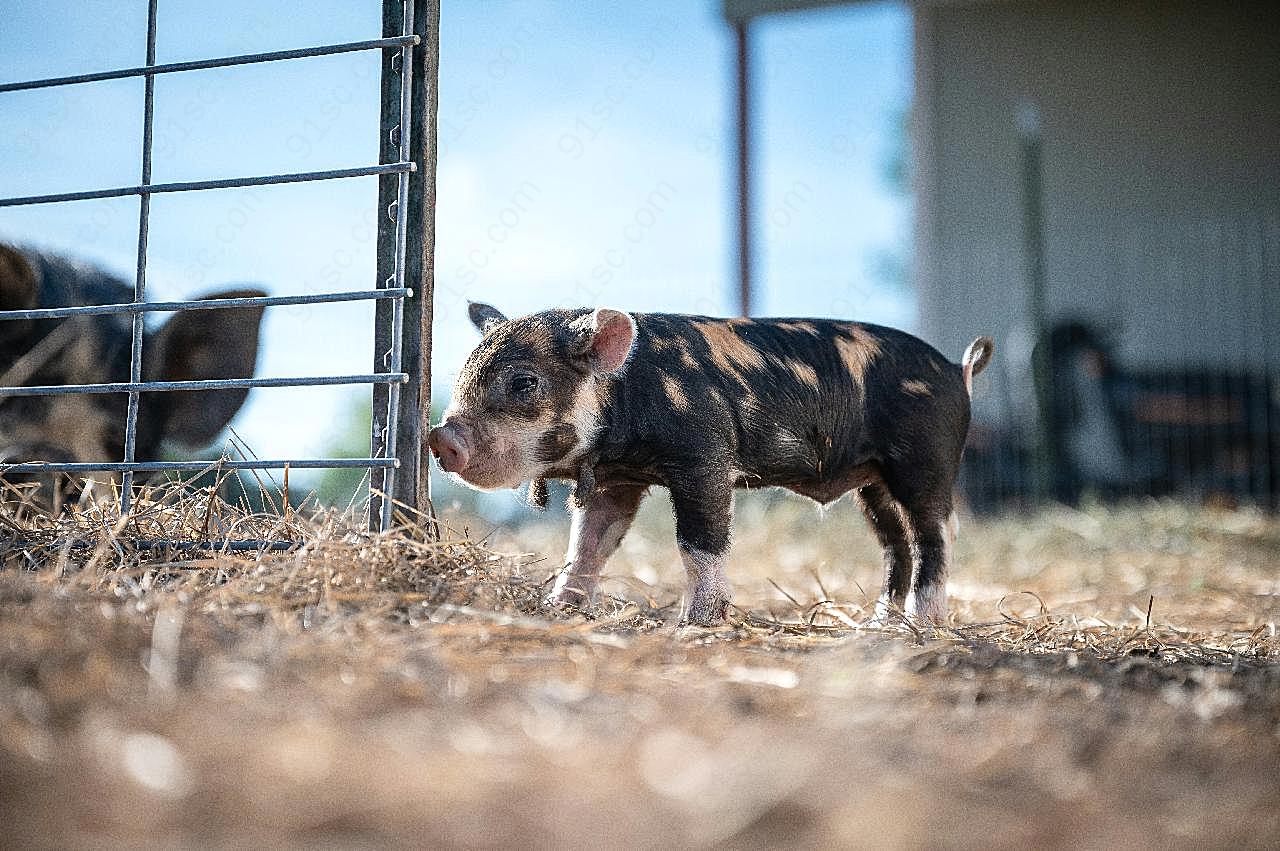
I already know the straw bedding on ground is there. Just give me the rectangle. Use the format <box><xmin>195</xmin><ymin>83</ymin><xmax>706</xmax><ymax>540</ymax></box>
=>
<box><xmin>1</xmin><ymin>482</ymin><xmax>1278</xmax><ymax>848</ymax></box>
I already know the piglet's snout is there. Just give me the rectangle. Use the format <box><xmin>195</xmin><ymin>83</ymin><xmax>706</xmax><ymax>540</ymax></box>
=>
<box><xmin>428</xmin><ymin>422</ymin><xmax>470</xmax><ymax>473</ymax></box>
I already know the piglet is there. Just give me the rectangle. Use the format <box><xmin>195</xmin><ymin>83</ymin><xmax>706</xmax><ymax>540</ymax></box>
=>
<box><xmin>428</xmin><ymin>303</ymin><xmax>992</xmax><ymax>626</ymax></box>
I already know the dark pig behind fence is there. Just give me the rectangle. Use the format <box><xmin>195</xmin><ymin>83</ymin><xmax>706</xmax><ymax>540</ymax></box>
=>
<box><xmin>0</xmin><ymin>243</ymin><xmax>265</xmax><ymax>504</ymax></box>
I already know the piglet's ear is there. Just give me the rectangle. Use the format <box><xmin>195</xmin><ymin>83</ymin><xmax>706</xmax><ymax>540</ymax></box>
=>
<box><xmin>468</xmin><ymin>302</ymin><xmax>508</xmax><ymax>335</ymax></box>
<box><xmin>582</xmin><ymin>308</ymin><xmax>636</xmax><ymax>374</ymax></box>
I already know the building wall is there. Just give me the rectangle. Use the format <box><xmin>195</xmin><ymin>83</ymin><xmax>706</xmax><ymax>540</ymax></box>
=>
<box><xmin>912</xmin><ymin>0</ymin><xmax>1280</xmax><ymax>427</ymax></box>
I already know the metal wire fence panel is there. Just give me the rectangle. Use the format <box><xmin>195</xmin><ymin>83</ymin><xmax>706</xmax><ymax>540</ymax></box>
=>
<box><xmin>0</xmin><ymin>36</ymin><xmax>419</xmax><ymax>94</ymax></box>
<box><xmin>0</xmin><ymin>163</ymin><xmax>415</xmax><ymax>208</ymax></box>
<box><xmin>120</xmin><ymin>0</ymin><xmax>159</xmax><ymax>515</ymax></box>
<box><xmin>959</xmin><ymin>209</ymin><xmax>1280</xmax><ymax>512</ymax></box>
<box><xmin>0</xmin><ymin>459</ymin><xmax>395</xmax><ymax>474</ymax></box>
<box><xmin>0</xmin><ymin>374</ymin><xmax>408</xmax><ymax>398</ymax></box>
<box><xmin>0</xmin><ymin>0</ymin><xmax>440</xmax><ymax>536</ymax></box>
<box><xmin>0</xmin><ymin>289</ymin><xmax>411</xmax><ymax>322</ymax></box>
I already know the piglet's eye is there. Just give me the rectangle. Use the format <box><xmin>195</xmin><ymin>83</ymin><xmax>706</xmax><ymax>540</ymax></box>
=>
<box><xmin>509</xmin><ymin>374</ymin><xmax>539</xmax><ymax>399</ymax></box>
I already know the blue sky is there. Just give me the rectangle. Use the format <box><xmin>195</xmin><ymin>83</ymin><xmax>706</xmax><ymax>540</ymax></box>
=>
<box><xmin>0</xmin><ymin>0</ymin><xmax>911</xmax><ymax>491</ymax></box>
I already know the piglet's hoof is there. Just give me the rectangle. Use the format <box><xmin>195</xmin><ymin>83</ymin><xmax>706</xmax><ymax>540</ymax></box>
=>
<box><xmin>542</xmin><ymin>588</ymin><xmax>590</xmax><ymax>610</ymax></box>
<box><xmin>904</xmin><ymin>586</ymin><xmax>949</xmax><ymax>628</ymax></box>
<box><xmin>865</xmin><ymin>595</ymin><xmax>904</xmax><ymax>628</ymax></box>
<box><xmin>542</xmin><ymin>569</ymin><xmax>597</xmax><ymax>612</ymax></box>
<box><xmin>682</xmin><ymin>590</ymin><xmax>731</xmax><ymax>627</ymax></box>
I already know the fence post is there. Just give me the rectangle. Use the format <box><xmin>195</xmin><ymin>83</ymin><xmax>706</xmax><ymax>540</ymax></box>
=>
<box><xmin>1018</xmin><ymin>103</ymin><xmax>1055</xmax><ymax>505</ymax></box>
<box><xmin>372</xmin><ymin>0</ymin><xmax>440</xmax><ymax>530</ymax></box>
<box><xmin>120</xmin><ymin>0</ymin><xmax>159</xmax><ymax>516</ymax></box>
<box><xmin>733</xmin><ymin>19</ymin><xmax>752</xmax><ymax>318</ymax></box>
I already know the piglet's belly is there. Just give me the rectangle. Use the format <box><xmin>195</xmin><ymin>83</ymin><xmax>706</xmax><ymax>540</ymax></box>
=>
<box><xmin>734</xmin><ymin>461</ymin><xmax>884</xmax><ymax>505</ymax></box>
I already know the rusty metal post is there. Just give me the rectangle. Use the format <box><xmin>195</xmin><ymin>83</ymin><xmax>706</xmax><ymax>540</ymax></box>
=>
<box><xmin>733</xmin><ymin>19</ymin><xmax>753</xmax><ymax>318</ymax></box>
<box><xmin>1018</xmin><ymin>103</ymin><xmax>1055</xmax><ymax>504</ymax></box>
<box><xmin>372</xmin><ymin>0</ymin><xmax>440</xmax><ymax>529</ymax></box>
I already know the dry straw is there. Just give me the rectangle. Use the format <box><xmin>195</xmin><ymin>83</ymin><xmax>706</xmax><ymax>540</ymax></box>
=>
<box><xmin>4</xmin><ymin>481</ymin><xmax>1278</xmax><ymax>849</ymax></box>
<box><xmin>1</xmin><ymin>476</ymin><xmax>1275</xmax><ymax>671</ymax></box>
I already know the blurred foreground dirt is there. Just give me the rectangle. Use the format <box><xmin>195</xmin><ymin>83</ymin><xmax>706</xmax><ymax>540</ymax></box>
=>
<box><xmin>2</xmin><ymin>498</ymin><xmax>1279</xmax><ymax>849</ymax></box>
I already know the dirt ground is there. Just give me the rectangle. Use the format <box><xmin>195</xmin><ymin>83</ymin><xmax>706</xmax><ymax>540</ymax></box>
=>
<box><xmin>1</xmin><ymin>493</ymin><xmax>1279</xmax><ymax>849</ymax></box>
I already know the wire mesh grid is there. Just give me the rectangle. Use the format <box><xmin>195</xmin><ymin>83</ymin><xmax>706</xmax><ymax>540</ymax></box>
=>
<box><xmin>957</xmin><ymin>211</ymin><xmax>1280</xmax><ymax>512</ymax></box>
<box><xmin>0</xmin><ymin>0</ymin><xmax>438</xmax><ymax>536</ymax></box>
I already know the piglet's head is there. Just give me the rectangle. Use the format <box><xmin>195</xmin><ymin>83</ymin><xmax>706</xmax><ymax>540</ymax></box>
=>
<box><xmin>428</xmin><ymin>302</ymin><xmax>636</xmax><ymax>491</ymax></box>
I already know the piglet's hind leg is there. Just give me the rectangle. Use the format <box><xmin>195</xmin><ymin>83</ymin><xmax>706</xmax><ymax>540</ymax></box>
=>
<box><xmin>856</xmin><ymin>482</ymin><xmax>914</xmax><ymax>625</ymax></box>
<box><xmin>903</xmin><ymin>506</ymin><xmax>954</xmax><ymax>626</ymax></box>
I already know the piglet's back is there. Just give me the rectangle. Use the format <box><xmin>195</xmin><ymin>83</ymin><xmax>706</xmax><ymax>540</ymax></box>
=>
<box><xmin>604</xmin><ymin>313</ymin><xmax>968</xmax><ymax>478</ymax></box>
<box><xmin>623</xmin><ymin>313</ymin><xmax>961</xmax><ymax>414</ymax></box>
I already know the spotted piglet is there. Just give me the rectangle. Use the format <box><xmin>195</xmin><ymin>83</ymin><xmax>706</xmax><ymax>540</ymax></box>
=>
<box><xmin>428</xmin><ymin>303</ymin><xmax>993</xmax><ymax>626</ymax></box>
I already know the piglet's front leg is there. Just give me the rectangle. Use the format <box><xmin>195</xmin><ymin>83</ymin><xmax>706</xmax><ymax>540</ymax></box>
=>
<box><xmin>669</xmin><ymin>467</ymin><xmax>734</xmax><ymax>626</ymax></box>
<box><xmin>544</xmin><ymin>483</ymin><xmax>647</xmax><ymax>609</ymax></box>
